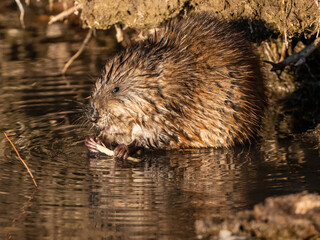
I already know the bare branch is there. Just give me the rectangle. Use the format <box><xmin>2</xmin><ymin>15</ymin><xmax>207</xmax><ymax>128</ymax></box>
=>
<box><xmin>62</xmin><ymin>28</ymin><xmax>93</xmax><ymax>74</ymax></box>
<box><xmin>15</xmin><ymin>0</ymin><xmax>25</xmax><ymax>29</ymax></box>
<box><xmin>49</xmin><ymin>4</ymin><xmax>82</xmax><ymax>25</ymax></box>
<box><xmin>265</xmin><ymin>37</ymin><xmax>320</xmax><ymax>72</ymax></box>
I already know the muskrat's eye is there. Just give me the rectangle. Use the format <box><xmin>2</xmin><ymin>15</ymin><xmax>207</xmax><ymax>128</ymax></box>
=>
<box><xmin>112</xmin><ymin>87</ymin><xmax>119</xmax><ymax>93</ymax></box>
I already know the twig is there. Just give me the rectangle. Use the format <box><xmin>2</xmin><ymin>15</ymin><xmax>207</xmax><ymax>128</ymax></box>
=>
<box><xmin>3</xmin><ymin>132</ymin><xmax>38</xmax><ymax>188</ymax></box>
<box><xmin>265</xmin><ymin>37</ymin><xmax>320</xmax><ymax>72</ymax></box>
<box><xmin>15</xmin><ymin>0</ymin><xmax>25</xmax><ymax>29</ymax></box>
<box><xmin>62</xmin><ymin>28</ymin><xmax>93</xmax><ymax>74</ymax></box>
<box><xmin>48</xmin><ymin>4</ymin><xmax>82</xmax><ymax>25</ymax></box>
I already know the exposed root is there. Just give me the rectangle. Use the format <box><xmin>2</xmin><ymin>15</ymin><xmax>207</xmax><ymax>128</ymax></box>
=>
<box><xmin>62</xmin><ymin>28</ymin><xmax>93</xmax><ymax>74</ymax></box>
<box><xmin>114</xmin><ymin>24</ymin><xmax>132</xmax><ymax>47</ymax></box>
<box><xmin>48</xmin><ymin>4</ymin><xmax>82</xmax><ymax>25</ymax></box>
<box><xmin>265</xmin><ymin>37</ymin><xmax>320</xmax><ymax>72</ymax></box>
<box><xmin>114</xmin><ymin>24</ymin><xmax>124</xmax><ymax>42</ymax></box>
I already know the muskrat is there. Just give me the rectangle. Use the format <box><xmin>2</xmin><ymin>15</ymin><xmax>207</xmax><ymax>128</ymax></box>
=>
<box><xmin>85</xmin><ymin>12</ymin><xmax>265</xmax><ymax>159</ymax></box>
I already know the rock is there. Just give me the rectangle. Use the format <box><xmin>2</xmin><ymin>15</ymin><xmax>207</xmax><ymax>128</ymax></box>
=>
<box><xmin>196</xmin><ymin>191</ymin><xmax>320</xmax><ymax>240</ymax></box>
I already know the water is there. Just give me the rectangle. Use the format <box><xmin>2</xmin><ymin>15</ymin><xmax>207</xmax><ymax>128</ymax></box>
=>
<box><xmin>0</xmin><ymin>11</ymin><xmax>320</xmax><ymax>240</ymax></box>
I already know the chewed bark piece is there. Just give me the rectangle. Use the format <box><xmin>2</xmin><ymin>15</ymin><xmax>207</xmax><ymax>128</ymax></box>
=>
<box><xmin>91</xmin><ymin>140</ymin><xmax>141</xmax><ymax>162</ymax></box>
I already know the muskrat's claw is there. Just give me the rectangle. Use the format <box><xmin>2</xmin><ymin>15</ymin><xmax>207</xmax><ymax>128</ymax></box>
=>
<box><xmin>85</xmin><ymin>137</ymin><xmax>102</xmax><ymax>153</ymax></box>
<box><xmin>113</xmin><ymin>144</ymin><xmax>130</xmax><ymax>160</ymax></box>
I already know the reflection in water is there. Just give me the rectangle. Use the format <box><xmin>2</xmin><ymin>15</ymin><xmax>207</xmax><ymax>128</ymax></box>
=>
<box><xmin>86</xmin><ymin>148</ymin><xmax>257</xmax><ymax>239</ymax></box>
<box><xmin>0</xmin><ymin>8</ymin><xmax>320</xmax><ymax>240</ymax></box>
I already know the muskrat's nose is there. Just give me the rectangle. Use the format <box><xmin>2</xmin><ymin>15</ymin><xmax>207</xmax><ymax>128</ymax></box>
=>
<box><xmin>88</xmin><ymin>106</ymin><xmax>99</xmax><ymax>123</ymax></box>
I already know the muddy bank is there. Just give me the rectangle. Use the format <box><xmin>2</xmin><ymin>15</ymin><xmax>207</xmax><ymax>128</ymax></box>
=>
<box><xmin>77</xmin><ymin>0</ymin><xmax>319</xmax><ymax>38</ymax></box>
<box><xmin>196</xmin><ymin>192</ymin><xmax>320</xmax><ymax>240</ymax></box>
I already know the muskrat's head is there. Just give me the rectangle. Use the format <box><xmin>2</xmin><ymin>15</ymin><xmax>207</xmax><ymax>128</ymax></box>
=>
<box><xmin>87</xmin><ymin>48</ymin><xmax>164</xmax><ymax>145</ymax></box>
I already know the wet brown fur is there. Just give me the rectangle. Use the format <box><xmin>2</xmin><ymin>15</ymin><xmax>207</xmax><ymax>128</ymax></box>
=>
<box><xmin>88</xmin><ymin>12</ymin><xmax>266</xmax><ymax>150</ymax></box>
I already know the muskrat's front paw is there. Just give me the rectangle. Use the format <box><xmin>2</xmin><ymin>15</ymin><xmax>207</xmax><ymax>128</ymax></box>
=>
<box><xmin>85</xmin><ymin>137</ymin><xmax>102</xmax><ymax>153</ymax></box>
<box><xmin>113</xmin><ymin>144</ymin><xmax>130</xmax><ymax>160</ymax></box>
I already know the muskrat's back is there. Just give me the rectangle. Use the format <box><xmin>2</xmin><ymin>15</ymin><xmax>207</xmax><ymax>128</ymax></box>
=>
<box><xmin>88</xmin><ymin>12</ymin><xmax>265</xmax><ymax>151</ymax></box>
